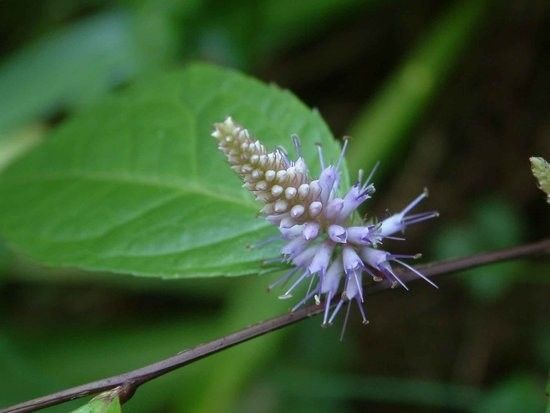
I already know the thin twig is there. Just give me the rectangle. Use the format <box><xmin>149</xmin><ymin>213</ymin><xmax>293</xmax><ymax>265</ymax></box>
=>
<box><xmin>2</xmin><ymin>238</ymin><xmax>549</xmax><ymax>413</ymax></box>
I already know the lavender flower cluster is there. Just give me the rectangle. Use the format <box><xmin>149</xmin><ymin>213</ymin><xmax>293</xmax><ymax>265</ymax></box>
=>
<box><xmin>213</xmin><ymin>117</ymin><xmax>438</xmax><ymax>328</ymax></box>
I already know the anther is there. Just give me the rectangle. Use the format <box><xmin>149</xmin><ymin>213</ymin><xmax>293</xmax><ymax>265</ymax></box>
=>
<box><xmin>336</xmin><ymin>137</ymin><xmax>350</xmax><ymax>171</ymax></box>
<box><xmin>315</xmin><ymin>143</ymin><xmax>325</xmax><ymax>170</ymax></box>
<box><xmin>291</xmin><ymin>134</ymin><xmax>302</xmax><ymax>158</ymax></box>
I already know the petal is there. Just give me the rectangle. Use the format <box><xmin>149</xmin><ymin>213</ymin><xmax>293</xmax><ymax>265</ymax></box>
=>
<box><xmin>308</xmin><ymin>241</ymin><xmax>335</xmax><ymax>276</ymax></box>
<box><xmin>328</xmin><ymin>224</ymin><xmax>347</xmax><ymax>243</ymax></box>
<box><xmin>342</xmin><ymin>246</ymin><xmax>364</xmax><ymax>273</ymax></box>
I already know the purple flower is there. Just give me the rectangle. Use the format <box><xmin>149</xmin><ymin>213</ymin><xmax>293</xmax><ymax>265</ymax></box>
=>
<box><xmin>377</xmin><ymin>189</ymin><xmax>439</xmax><ymax>238</ymax></box>
<box><xmin>213</xmin><ymin>117</ymin><xmax>438</xmax><ymax>333</ymax></box>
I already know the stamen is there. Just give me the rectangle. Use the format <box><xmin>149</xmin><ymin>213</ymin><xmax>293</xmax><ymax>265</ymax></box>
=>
<box><xmin>304</xmin><ymin>273</ymin><xmax>317</xmax><ymax>298</ymax></box>
<box><xmin>383</xmin><ymin>236</ymin><xmax>406</xmax><ymax>241</ymax></box>
<box><xmin>385</xmin><ymin>267</ymin><xmax>409</xmax><ymax>291</ymax></box>
<box><xmin>401</xmin><ymin>189</ymin><xmax>429</xmax><ymax>216</ymax></box>
<box><xmin>403</xmin><ymin>211</ymin><xmax>439</xmax><ymax>225</ymax></box>
<box><xmin>280</xmin><ymin>271</ymin><xmax>309</xmax><ymax>299</ymax></box>
<box><xmin>393</xmin><ymin>259</ymin><xmax>438</xmax><ymax>289</ymax></box>
<box><xmin>268</xmin><ymin>267</ymin><xmax>298</xmax><ymax>291</ymax></box>
<box><xmin>262</xmin><ymin>256</ymin><xmax>283</xmax><ymax>265</ymax></box>
<box><xmin>353</xmin><ymin>271</ymin><xmax>364</xmax><ymax>302</ymax></box>
<box><xmin>356</xmin><ymin>300</ymin><xmax>368</xmax><ymax>324</ymax></box>
<box><xmin>291</xmin><ymin>288</ymin><xmax>318</xmax><ymax>312</ymax></box>
<box><xmin>358</xmin><ymin>184</ymin><xmax>375</xmax><ymax>199</ymax></box>
<box><xmin>315</xmin><ymin>143</ymin><xmax>325</xmax><ymax>170</ymax></box>
<box><xmin>247</xmin><ymin>235</ymin><xmax>281</xmax><ymax>250</ymax></box>
<box><xmin>339</xmin><ymin>301</ymin><xmax>352</xmax><ymax>342</ymax></box>
<box><xmin>357</xmin><ymin>168</ymin><xmax>364</xmax><ymax>184</ymax></box>
<box><xmin>322</xmin><ymin>292</ymin><xmax>334</xmax><ymax>326</ymax></box>
<box><xmin>336</xmin><ymin>137</ymin><xmax>350</xmax><ymax>171</ymax></box>
<box><xmin>328</xmin><ymin>299</ymin><xmax>344</xmax><ymax>325</ymax></box>
<box><xmin>275</xmin><ymin>146</ymin><xmax>289</xmax><ymax>164</ymax></box>
<box><xmin>362</xmin><ymin>265</ymin><xmax>377</xmax><ymax>280</ymax></box>
<box><xmin>364</xmin><ymin>161</ymin><xmax>380</xmax><ymax>186</ymax></box>
<box><xmin>291</xmin><ymin>134</ymin><xmax>302</xmax><ymax>158</ymax></box>
<box><xmin>390</xmin><ymin>254</ymin><xmax>419</xmax><ymax>259</ymax></box>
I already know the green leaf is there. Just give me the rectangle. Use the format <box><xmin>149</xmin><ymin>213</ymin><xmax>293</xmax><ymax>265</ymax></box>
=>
<box><xmin>473</xmin><ymin>376</ymin><xmax>546</xmax><ymax>413</ymax></box>
<box><xmin>71</xmin><ymin>390</ymin><xmax>121</xmax><ymax>413</ymax></box>
<box><xmin>0</xmin><ymin>63</ymin><xmax>344</xmax><ymax>278</ymax></box>
<box><xmin>432</xmin><ymin>197</ymin><xmax>526</xmax><ymax>302</ymax></box>
<box><xmin>0</xmin><ymin>124</ymin><xmax>44</xmax><ymax>172</ymax></box>
<box><xmin>0</xmin><ymin>10</ymin><xmax>172</xmax><ymax>135</ymax></box>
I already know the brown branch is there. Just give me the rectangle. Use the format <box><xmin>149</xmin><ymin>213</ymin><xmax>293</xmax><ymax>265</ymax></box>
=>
<box><xmin>2</xmin><ymin>238</ymin><xmax>549</xmax><ymax>413</ymax></box>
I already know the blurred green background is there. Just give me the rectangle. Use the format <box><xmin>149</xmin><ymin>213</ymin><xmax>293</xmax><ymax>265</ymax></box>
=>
<box><xmin>0</xmin><ymin>0</ymin><xmax>548</xmax><ymax>412</ymax></box>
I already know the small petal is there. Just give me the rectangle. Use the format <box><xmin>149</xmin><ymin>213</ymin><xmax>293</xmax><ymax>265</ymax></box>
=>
<box><xmin>303</xmin><ymin>222</ymin><xmax>320</xmax><ymax>240</ymax></box>
<box><xmin>328</xmin><ymin>224</ymin><xmax>347</xmax><ymax>243</ymax></box>
<box><xmin>321</xmin><ymin>259</ymin><xmax>343</xmax><ymax>294</ymax></box>
<box><xmin>279</xmin><ymin>224</ymin><xmax>305</xmax><ymax>239</ymax></box>
<box><xmin>281</xmin><ymin>236</ymin><xmax>308</xmax><ymax>258</ymax></box>
<box><xmin>279</xmin><ymin>216</ymin><xmax>297</xmax><ymax>228</ymax></box>
<box><xmin>274</xmin><ymin>199</ymin><xmax>288</xmax><ymax>213</ymax></box>
<box><xmin>347</xmin><ymin>226</ymin><xmax>375</xmax><ymax>245</ymax></box>
<box><xmin>271</xmin><ymin>185</ymin><xmax>284</xmax><ymax>197</ymax></box>
<box><xmin>297</xmin><ymin>184</ymin><xmax>310</xmax><ymax>199</ymax></box>
<box><xmin>290</xmin><ymin>204</ymin><xmax>305</xmax><ymax>219</ymax></box>
<box><xmin>308</xmin><ymin>241</ymin><xmax>335</xmax><ymax>276</ymax></box>
<box><xmin>325</xmin><ymin>198</ymin><xmax>344</xmax><ymax>220</ymax></box>
<box><xmin>342</xmin><ymin>246</ymin><xmax>364</xmax><ymax>273</ymax></box>
<box><xmin>292</xmin><ymin>245</ymin><xmax>318</xmax><ymax>267</ymax></box>
<box><xmin>318</xmin><ymin>166</ymin><xmax>339</xmax><ymax>204</ymax></box>
<box><xmin>294</xmin><ymin>157</ymin><xmax>308</xmax><ymax>175</ymax></box>
<box><xmin>309</xmin><ymin>201</ymin><xmax>323</xmax><ymax>217</ymax></box>
<box><xmin>360</xmin><ymin>246</ymin><xmax>389</xmax><ymax>269</ymax></box>
<box><xmin>344</xmin><ymin>270</ymin><xmax>364</xmax><ymax>302</ymax></box>
<box><xmin>285</xmin><ymin>187</ymin><xmax>297</xmax><ymax>199</ymax></box>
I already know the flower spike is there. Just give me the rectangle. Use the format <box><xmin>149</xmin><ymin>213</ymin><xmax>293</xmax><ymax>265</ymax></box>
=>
<box><xmin>213</xmin><ymin>117</ymin><xmax>438</xmax><ymax>330</ymax></box>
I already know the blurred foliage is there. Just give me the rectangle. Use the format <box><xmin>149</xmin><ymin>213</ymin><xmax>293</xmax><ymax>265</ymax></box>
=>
<box><xmin>473</xmin><ymin>376</ymin><xmax>546</xmax><ymax>413</ymax></box>
<box><xmin>0</xmin><ymin>0</ymin><xmax>547</xmax><ymax>412</ymax></box>
<box><xmin>0</xmin><ymin>0</ymin><xmax>372</xmax><ymax>136</ymax></box>
<box><xmin>0</xmin><ymin>124</ymin><xmax>44</xmax><ymax>172</ymax></box>
<box><xmin>433</xmin><ymin>197</ymin><xmax>527</xmax><ymax>302</ymax></box>
<box><xmin>0</xmin><ymin>10</ymin><xmax>172</xmax><ymax>135</ymax></box>
<box><xmin>347</xmin><ymin>0</ymin><xmax>490</xmax><ymax>177</ymax></box>
<box><xmin>274</xmin><ymin>369</ymin><xmax>482</xmax><ymax>410</ymax></box>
